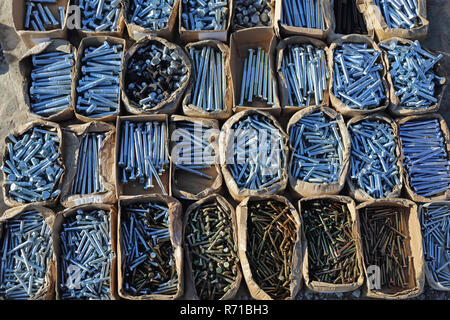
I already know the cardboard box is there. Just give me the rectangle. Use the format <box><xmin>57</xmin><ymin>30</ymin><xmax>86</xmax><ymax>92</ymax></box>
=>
<box><xmin>70</xmin><ymin>0</ymin><xmax>126</xmax><ymax>39</ymax></box>
<box><xmin>178</xmin><ymin>0</ymin><xmax>233</xmax><ymax>43</ymax></box>
<box><xmin>274</xmin><ymin>0</ymin><xmax>331</xmax><ymax>40</ymax></box>
<box><xmin>169</xmin><ymin>115</ymin><xmax>222</xmax><ymax>200</ymax></box>
<box><xmin>19</xmin><ymin>39</ymin><xmax>76</xmax><ymax>122</ymax></box>
<box><xmin>229</xmin><ymin>28</ymin><xmax>281</xmax><ymax>116</ymax></box>
<box><xmin>124</xmin><ymin>0</ymin><xmax>180</xmax><ymax>41</ymax></box>
<box><xmin>12</xmin><ymin>0</ymin><xmax>69</xmax><ymax>48</ymax></box>
<box><xmin>53</xmin><ymin>204</ymin><xmax>118</xmax><ymax>300</ymax></box>
<box><xmin>115</xmin><ymin>114</ymin><xmax>171</xmax><ymax>198</ymax></box>
<box><xmin>73</xmin><ymin>36</ymin><xmax>126</xmax><ymax>123</ymax></box>
<box><xmin>116</xmin><ymin>195</ymin><xmax>183</xmax><ymax>300</ymax></box>
<box><xmin>356</xmin><ymin>199</ymin><xmax>425</xmax><ymax>299</ymax></box>
<box><xmin>276</xmin><ymin>36</ymin><xmax>330</xmax><ymax>117</ymax></box>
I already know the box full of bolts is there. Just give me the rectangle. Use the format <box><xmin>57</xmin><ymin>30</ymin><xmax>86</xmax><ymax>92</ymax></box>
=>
<box><xmin>19</xmin><ymin>39</ymin><xmax>76</xmax><ymax>122</ymax></box>
<box><xmin>70</xmin><ymin>0</ymin><xmax>126</xmax><ymax>38</ymax></box>
<box><xmin>12</xmin><ymin>0</ymin><xmax>69</xmax><ymax>48</ymax></box>
<box><xmin>230</xmin><ymin>28</ymin><xmax>281</xmax><ymax>115</ymax></box>
<box><xmin>73</xmin><ymin>36</ymin><xmax>126</xmax><ymax>123</ymax></box>
<box><xmin>274</xmin><ymin>0</ymin><xmax>331</xmax><ymax>40</ymax></box>
<box><xmin>179</xmin><ymin>0</ymin><xmax>233</xmax><ymax>43</ymax></box>
<box><xmin>115</xmin><ymin>114</ymin><xmax>171</xmax><ymax>198</ymax></box>
<box><xmin>124</xmin><ymin>0</ymin><xmax>181</xmax><ymax>41</ymax></box>
<box><xmin>59</xmin><ymin>121</ymin><xmax>117</xmax><ymax>207</ymax></box>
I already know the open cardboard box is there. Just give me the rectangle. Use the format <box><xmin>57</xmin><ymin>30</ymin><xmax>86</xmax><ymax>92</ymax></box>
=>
<box><xmin>12</xmin><ymin>0</ymin><xmax>69</xmax><ymax>48</ymax></box>
<box><xmin>356</xmin><ymin>199</ymin><xmax>424</xmax><ymax>299</ymax></box>
<box><xmin>231</xmin><ymin>0</ymin><xmax>275</xmax><ymax>34</ymax></box>
<box><xmin>230</xmin><ymin>28</ymin><xmax>281</xmax><ymax>116</ymax></box>
<box><xmin>73</xmin><ymin>36</ymin><xmax>126</xmax><ymax>123</ymax></box>
<box><xmin>276</xmin><ymin>36</ymin><xmax>331</xmax><ymax>117</ymax></box>
<box><xmin>115</xmin><ymin>114</ymin><xmax>171</xmax><ymax>198</ymax></box>
<box><xmin>274</xmin><ymin>0</ymin><xmax>331</xmax><ymax>40</ymax></box>
<box><xmin>70</xmin><ymin>0</ymin><xmax>126</xmax><ymax>39</ymax></box>
<box><xmin>19</xmin><ymin>39</ymin><xmax>76</xmax><ymax>122</ymax></box>
<box><xmin>124</xmin><ymin>0</ymin><xmax>180</xmax><ymax>41</ymax></box>
<box><xmin>178</xmin><ymin>0</ymin><xmax>233</xmax><ymax>43</ymax></box>
<box><xmin>169</xmin><ymin>115</ymin><xmax>222</xmax><ymax>200</ymax></box>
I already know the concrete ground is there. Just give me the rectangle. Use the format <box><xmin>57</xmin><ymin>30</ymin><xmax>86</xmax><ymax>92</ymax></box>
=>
<box><xmin>0</xmin><ymin>0</ymin><xmax>448</xmax><ymax>300</ymax></box>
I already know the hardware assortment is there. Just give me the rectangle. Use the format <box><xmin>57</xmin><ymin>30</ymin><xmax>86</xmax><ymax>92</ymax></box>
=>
<box><xmin>348</xmin><ymin>118</ymin><xmax>400</xmax><ymax>198</ymax></box>
<box><xmin>185</xmin><ymin>198</ymin><xmax>239</xmax><ymax>299</ymax></box>
<box><xmin>2</xmin><ymin>126</ymin><xmax>63</xmax><ymax>204</ymax></box>
<box><xmin>399</xmin><ymin>118</ymin><xmax>450</xmax><ymax>199</ymax></box>
<box><xmin>302</xmin><ymin>199</ymin><xmax>360</xmax><ymax>284</ymax></box>
<box><xmin>289</xmin><ymin>111</ymin><xmax>344</xmax><ymax>184</ymax></box>
<box><xmin>246</xmin><ymin>200</ymin><xmax>297</xmax><ymax>299</ymax></box>
<box><xmin>0</xmin><ymin>210</ymin><xmax>53</xmax><ymax>300</ymax></box>
<box><xmin>1</xmin><ymin>0</ymin><xmax>448</xmax><ymax>301</ymax></box>
<box><xmin>118</xmin><ymin>120</ymin><xmax>169</xmax><ymax>193</ymax></box>
<box><xmin>280</xmin><ymin>43</ymin><xmax>328</xmax><ymax>106</ymax></box>
<box><xmin>29</xmin><ymin>50</ymin><xmax>74</xmax><ymax>117</ymax></box>
<box><xmin>120</xmin><ymin>202</ymin><xmax>178</xmax><ymax>296</ymax></box>
<box><xmin>76</xmin><ymin>41</ymin><xmax>123</xmax><ymax>118</ymax></box>
<box><xmin>59</xmin><ymin>209</ymin><xmax>113</xmax><ymax>299</ymax></box>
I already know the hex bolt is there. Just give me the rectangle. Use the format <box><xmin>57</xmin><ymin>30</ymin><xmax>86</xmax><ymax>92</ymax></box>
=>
<box><xmin>289</xmin><ymin>111</ymin><xmax>343</xmax><ymax>184</ymax></box>
<box><xmin>189</xmin><ymin>44</ymin><xmax>226</xmax><ymax>112</ymax></box>
<box><xmin>127</xmin><ymin>0</ymin><xmax>175</xmax><ymax>30</ymax></box>
<box><xmin>182</xmin><ymin>0</ymin><xmax>228</xmax><ymax>31</ymax></box>
<box><xmin>71</xmin><ymin>133</ymin><xmax>105</xmax><ymax>196</ymax></box>
<box><xmin>281</xmin><ymin>44</ymin><xmax>328</xmax><ymax>107</ymax></box>
<box><xmin>234</xmin><ymin>0</ymin><xmax>271</xmax><ymax>28</ymax></box>
<box><xmin>349</xmin><ymin>119</ymin><xmax>400</xmax><ymax>198</ymax></box>
<box><xmin>120</xmin><ymin>202</ymin><xmax>178</xmax><ymax>296</ymax></box>
<box><xmin>78</xmin><ymin>0</ymin><xmax>122</xmax><ymax>32</ymax></box>
<box><xmin>226</xmin><ymin>113</ymin><xmax>286</xmax><ymax>191</ymax></box>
